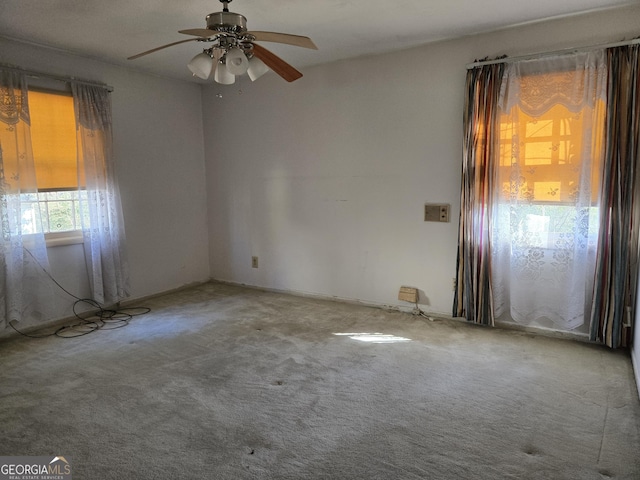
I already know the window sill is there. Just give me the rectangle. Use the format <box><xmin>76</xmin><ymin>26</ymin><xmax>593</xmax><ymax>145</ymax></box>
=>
<box><xmin>45</xmin><ymin>231</ymin><xmax>84</xmax><ymax>247</ymax></box>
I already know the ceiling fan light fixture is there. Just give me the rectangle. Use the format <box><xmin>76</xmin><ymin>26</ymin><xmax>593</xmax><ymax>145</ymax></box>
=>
<box><xmin>214</xmin><ymin>62</ymin><xmax>236</xmax><ymax>84</ymax></box>
<box><xmin>128</xmin><ymin>0</ymin><xmax>316</xmax><ymax>84</ymax></box>
<box><xmin>187</xmin><ymin>52</ymin><xmax>215</xmax><ymax>79</ymax></box>
<box><xmin>247</xmin><ymin>56</ymin><xmax>269</xmax><ymax>81</ymax></box>
<box><xmin>225</xmin><ymin>47</ymin><xmax>249</xmax><ymax>75</ymax></box>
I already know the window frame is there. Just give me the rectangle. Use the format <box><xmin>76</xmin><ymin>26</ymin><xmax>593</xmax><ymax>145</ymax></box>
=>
<box><xmin>27</xmin><ymin>83</ymin><xmax>84</xmax><ymax>248</ymax></box>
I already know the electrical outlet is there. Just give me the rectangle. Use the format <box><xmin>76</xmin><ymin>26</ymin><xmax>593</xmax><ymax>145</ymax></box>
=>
<box><xmin>252</xmin><ymin>256</ymin><xmax>259</xmax><ymax>268</ymax></box>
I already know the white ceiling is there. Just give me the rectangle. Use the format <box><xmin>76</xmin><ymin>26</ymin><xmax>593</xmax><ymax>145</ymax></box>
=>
<box><xmin>0</xmin><ymin>0</ymin><xmax>635</xmax><ymax>83</ymax></box>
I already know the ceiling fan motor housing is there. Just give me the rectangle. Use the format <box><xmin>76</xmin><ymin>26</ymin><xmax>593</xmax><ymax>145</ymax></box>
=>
<box><xmin>206</xmin><ymin>11</ymin><xmax>247</xmax><ymax>33</ymax></box>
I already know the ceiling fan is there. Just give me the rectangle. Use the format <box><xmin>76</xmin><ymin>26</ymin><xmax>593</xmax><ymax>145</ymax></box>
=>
<box><xmin>128</xmin><ymin>0</ymin><xmax>317</xmax><ymax>84</ymax></box>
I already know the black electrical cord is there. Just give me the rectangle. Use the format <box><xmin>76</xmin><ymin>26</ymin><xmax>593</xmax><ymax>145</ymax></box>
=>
<box><xmin>8</xmin><ymin>247</ymin><xmax>151</xmax><ymax>339</ymax></box>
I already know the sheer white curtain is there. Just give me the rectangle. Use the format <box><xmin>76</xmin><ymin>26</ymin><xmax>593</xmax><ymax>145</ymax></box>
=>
<box><xmin>72</xmin><ymin>83</ymin><xmax>129</xmax><ymax>305</ymax></box>
<box><xmin>0</xmin><ymin>69</ymin><xmax>53</xmax><ymax>327</ymax></box>
<box><xmin>491</xmin><ymin>52</ymin><xmax>607</xmax><ymax>331</ymax></box>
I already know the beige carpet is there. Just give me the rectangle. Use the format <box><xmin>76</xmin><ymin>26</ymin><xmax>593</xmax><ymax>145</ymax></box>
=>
<box><xmin>0</xmin><ymin>282</ymin><xmax>639</xmax><ymax>479</ymax></box>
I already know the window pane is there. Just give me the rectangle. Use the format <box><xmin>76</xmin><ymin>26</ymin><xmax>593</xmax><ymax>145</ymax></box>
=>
<box><xmin>523</xmin><ymin>141</ymin><xmax>553</xmax><ymax>165</ymax></box>
<box><xmin>20</xmin><ymin>200</ymin><xmax>40</xmax><ymax>235</ymax></box>
<box><xmin>47</xmin><ymin>201</ymin><xmax>76</xmax><ymax>232</ymax></box>
<box><xmin>525</xmin><ymin>119</ymin><xmax>553</xmax><ymax>137</ymax></box>
<box><xmin>18</xmin><ymin>190</ymin><xmax>84</xmax><ymax>234</ymax></box>
<box><xmin>533</xmin><ymin>181</ymin><xmax>561</xmax><ymax>201</ymax></box>
<box><xmin>21</xmin><ymin>192</ymin><xmax>38</xmax><ymax>202</ymax></box>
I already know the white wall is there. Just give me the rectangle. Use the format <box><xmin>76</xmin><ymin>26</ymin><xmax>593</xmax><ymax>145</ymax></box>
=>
<box><xmin>0</xmin><ymin>38</ymin><xmax>211</xmax><ymax>332</ymax></box>
<box><xmin>203</xmin><ymin>4</ymin><xmax>640</xmax><ymax>318</ymax></box>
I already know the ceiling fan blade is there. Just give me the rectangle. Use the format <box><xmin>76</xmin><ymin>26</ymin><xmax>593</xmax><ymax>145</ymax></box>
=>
<box><xmin>128</xmin><ymin>38</ymin><xmax>199</xmax><ymax>60</ymax></box>
<box><xmin>248</xmin><ymin>31</ymin><xmax>317</xmax><ymax>50</ymax></box>
<box><xmin>251</xmin><ymin>43</ymin><xmax>303</xmax><ymax>82</ymax></box>
<box><xmin>178</xmin><ymin>28</ymin><xmax>220</xmax><ymax>39</ymax></box>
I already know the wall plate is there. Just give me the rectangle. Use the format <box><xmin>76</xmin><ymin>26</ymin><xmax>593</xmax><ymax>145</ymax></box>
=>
<box><xmin>425</xmin><ymin>204</ymin><xmax>450</xmax><ymax>222</ymax></box>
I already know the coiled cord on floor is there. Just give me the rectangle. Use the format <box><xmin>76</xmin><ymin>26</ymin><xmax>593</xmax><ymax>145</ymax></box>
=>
<box><xmin>8</xmin><ymin>248</ymin><xmax>150</xmax><ymax>339</ymax></box>
<box><xmin>9</xmin><ymin>301</ymin><xmax>150</xmax><ymax>339</ymax></box>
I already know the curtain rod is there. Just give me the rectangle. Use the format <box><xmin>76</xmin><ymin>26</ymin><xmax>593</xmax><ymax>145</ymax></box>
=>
<box><xmin>0</xmin><ymin>64</ymin><xmax>114</xmax><ymax>92</ymax></box>
<box><xmin>466</xmin><ymin>37</ymin><xmax>640</xmax><ymax>69</ymax></box>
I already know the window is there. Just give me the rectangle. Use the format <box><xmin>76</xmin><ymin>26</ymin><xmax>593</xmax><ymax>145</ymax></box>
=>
<box><xmin>497</xmin><ymin>96</ymin><xmax>605</xmax><ymax>250</ymax></box>
<box><xmin>1</xmin><ymin>70</ymin><xmax>129</xmax><ymax>315</ymax></box>
<box><xmin>23</xmin><ymin>89</ymin><xmax>86</xmax><ymax>242</ymax></box>
<box><xmin>489</xmin><ymin>55</ymin><xmax>607</xmax><ymax>332</ymax></box>
<box><xmin>456</xmin><ymin>46</ymin><xmax>639</xmax><ymax>346</ymax></box>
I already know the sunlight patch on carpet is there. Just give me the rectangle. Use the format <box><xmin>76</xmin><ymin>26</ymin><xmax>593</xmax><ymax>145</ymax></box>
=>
<box><xmin>333</xmin><ymin>332</ymin><xmax>411</xmax><ymax>343</ymax></box>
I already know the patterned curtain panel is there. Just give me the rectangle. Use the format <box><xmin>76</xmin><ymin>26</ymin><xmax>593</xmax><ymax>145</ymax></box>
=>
<box><xmin>0</xmin><ymin>69</ymin><xmax>53</xmax><ymax>328</ymax></box>
<box><xmin>590</xmin><ymin>44</ymin><xmax>640</xmax><ymax>348</ymax></box>
<box><xmin>72</xmin><ymin>83</ymin><xmax>130</xmax><ymax>305</ymax></box>
<box><xmin>453</xmin><ymin>63</ymin><xmax>505</xmax><ymax>325</ymax></box>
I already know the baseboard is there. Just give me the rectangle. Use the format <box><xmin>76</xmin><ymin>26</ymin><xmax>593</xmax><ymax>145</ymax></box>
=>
<box><xmin>211</xmin><ymin>279</ymin><xmax>610</xmax><ymax>346</ymax></box>
<box><xmin>210</xmin><ymin>278</ymin><xmax>453</xmax><ymax>320</ymax></box>
<box><xmin>494</xmin><ymin>320</ymin><xmax>592</xmax><ymax>344</ymax></box>
<box><xmin>632</xmin><ymin>345</ymin><xmax>640</xmax><ymax>402</ymax></box>
<box><xmin>118</xmin><ymin>280</ymin><xmax>211</xmax><ymax>308</ymax></box>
